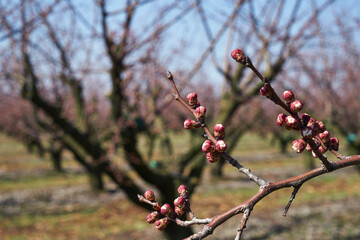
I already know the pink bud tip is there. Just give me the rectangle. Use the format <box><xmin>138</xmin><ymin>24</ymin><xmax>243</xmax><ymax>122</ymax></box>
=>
<box><xmin>231</xmin><ymin>49</ymin><xmax>248</xmax><ymax>65</ymax></box>
<box><xmin>301</xmin><ymin>126</ymin><xmax>316</xmax><ymax>139</ymax></box>
<box><xmin>146</xmin><ymin>211</ymin><xmax>160</xmax><ymax>224</ymax></box>
<box><xmin>194</xmin><ymin>106</ymin><xmax>206</xmax><ymax>119</ymax></box>
<box><xmin>206</xmin><ymin>152</ymin><xmax>221</xmax><ymax>163</ymax></box>
<box><xmin>319</xmin><ymin>130</ymin><xmax>330</xmax><ymax>142</ymax></box>
<box><xmin>213</xmin><ymin>123</ymin><xmax>225</xmax><ymax>139</ymax></box>
<box><xmin>215</xmin><ymin>140</ymin><xmax>227</xmax><ymax>152</ymax></box>
<box><xmin>330</xmin><ymin>137</ymin><xmax>339</xmax><ymax>151</ymax></box>
<box><xmin>291</xmin><ymin>139</ymin><xmax>306</xmax><ymax>153</ymax></box>
<box><xmin>307</xmin><ymin>118</ymin><xmax>315</xmax><ymax>127</ymax></box>
<box><xmin>177</xmin><ymin>185</ymin><xmax>188</xmax><ymax>195</ymax></box>
<box><xmin>301</xmin><ymin>113</ymin><xmax>311</xmax><ymax>126</ymax></box>
<box><xmin>282</xmin><ymin>90</ymin><xmax>295</xmax><ymax>103</ymax></box>
<box><xmin>153</xmin><ymin>202</ymin><xmax>161</xmax><ymax>211</ymax></box>
<box><xmin>183</xmin><ymin>119</ymin><xmax>200</xmax><ymax>129</ymax></box>
<box><xmin>144</xmin><ymin>190</ymin><xmax>155</xmax><ymax>201</ymax></box>
<box><xmin>290</xmin><ymin>100</ymin><xmax>303</xmax><ymax>113</ymax></box>
<box><xmin>186</xmin><ymin>92</ymin><xmax>198</xmax><ymax>106</ymax></box>
<box><xmin>306</xmin><ymin>143</ymin><xmax>312</xmax><ymax>151</ymax></box>
<box><xmin>160</xmin><ymin>203</ymin><xmax>174</xmax><ymax>217</ymax></box>
<box><xmin>260</xmin><ymin>85</ymin><xmax>271</xmax><ymax>97</ymax></box>
<box><xmin>174</xmin><ymin>196</ymin><xmax>185</xmax><ymax>208</ymax></box>
<box><xmin>175</xmin><ymin>206</ymin><xmax>185</xmax><ymax>217</ymax></box>
<box><xmin>314</xmin><ymin>121</ymin><xmax>326</xmax><ymax>134</ymax></box>
<box><xmin>155</xmin><ymin>218</ymin><xmax>170</xmax><ymax>231</ymax></box>
<box><xmin>285</xmin><ymin>115</ymin><xmax>298</xmax><ymax>128</ymax></box>
<box><xmin>276</xmin><ymin>113</ymin><xmax>287</xmax><ymax>126</ymax></box>
<box><xmin>202</xmin><ymin>140</ymin><xmax>215</xmax><ymax>153</ymax></box>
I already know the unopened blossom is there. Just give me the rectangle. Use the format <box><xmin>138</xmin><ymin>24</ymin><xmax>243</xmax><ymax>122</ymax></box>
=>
<box><xmin>282</xmin><ymin>90</ymin><xmax>295</xmax><ymax>103</ymax></box>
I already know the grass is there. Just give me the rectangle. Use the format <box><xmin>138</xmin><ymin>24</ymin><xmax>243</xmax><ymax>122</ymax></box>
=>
<box><xmin>0</xmin><ymin>133</ymin><xmax>360</xmax><ymax>239</ymax></box>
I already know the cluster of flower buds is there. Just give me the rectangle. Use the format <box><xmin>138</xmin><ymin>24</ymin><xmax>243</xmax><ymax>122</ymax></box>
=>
<box><xmin>201</xmin><ymin>124</ymin><xmax>227</xmax><ymax>163</ymax></box>
<box><xmin>183</xmin><ymin>92</ymin><xmax>207</xmax><ymax>128</ymax></box>
<box><xmin>274</xmin><ymin>90</ymin><xmax>340</xmax><ymax>156</ymax></box>
<box><xmin>143</xmin><ymin>185</ymin><xmax>190</xmax><ymax>231</ymax></box>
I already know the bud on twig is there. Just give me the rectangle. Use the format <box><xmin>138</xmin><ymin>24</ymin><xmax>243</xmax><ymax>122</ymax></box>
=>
<box><xmin>319</xmin><ymin>130</ymin><xmax>330</xmax><ymax>142</ymax></box>
<box><xmin>231</xmin><ymin>49</ymin><xmax>249</xmax><ymax>65</ymax></box>
<box><xmin>186</xmin><ymin>92</ymin><xmax>198</xmax><ymax>106</ymax></box>
<box><xmin>314</xmin><ymin>121</ymin><xmax>326</xmax><ymax>134</ymax></box>
<box><xmin>161</xmin><ymin>203</ymin><xmax>174</xmax><ymax>217</ymax></box>
<box><xmin>202</xmin><ymin>140</ymin><xmax>215</xmax><ymax>153</ymax></box>
<box><xmin>144</xmin><ymin>190</ymin><xmax>155</xmax><ymax>201</ymax></box>
<box><xmin>153</xmin><ymin>202</ymin><xmax>161</xmax><ymax>211</ymax></box>
<box><xmin>260</xmin><ymin>85</ymin><xmax>271</xmax><ymax>97</ymax></box>
<box><xmin>177</xmin><ymin>185</ymin><xmax>188</xmax><ymax>195</ymax></box>
<box><xmin>214</xmin><ymin>124</ymin><xmax>225</xmax><ymax>139</ymax></box>
<box><xmin>155</xmin><ymin>218</ymin><xmax>170</xmax><ymax>231</ymax></box>
<box><xmin>215</xmin><ymin>140</ymin><xmax>227</xmax><ymax>152</ymax></box>
<box><xmin>147</xmin><ymin>211</ymin><xmax>161</xmax><ymax>224</ymax></box>
<box><xmin>206</xmin><ymin>151</ymin><xmax>221</xmax><ymax>163</ymax></box>
<box><xmin>174</xmin><ymin>196</ymin><xmax>186</xmax><ymax>208</ymax></box>
<box><xmin>194</xmin><ymin>106</ymin><xmax>206</xmax><ymax>120</ymax></box>
<box><xmin>290</xmin><ymin>100</ymin><xmax>303</xmax><ymax>113</ymax></box>
<box><xmin>292</xmin><ymin>139</ymin><xmax>306</xmax><ymax>153</ymax></box>
<box><xmin>307</xmin><ymin>118</ymin><xmax>315</xmax><ymax>127</ymax></box>
<box><xmin>301</xmin><ymin>113</ymin><xmax>311</xmax><ymax>126</ymax></box>
<box><xmin>282</xmin><ymin>90</ymin><xmax>295</xmax><ymax>104</ymax></box>
<box><xmin>301</xmin><ymin>126</ymin><xmax>316</xmax><ymax>139</ymax></box>
<box><xmin>285</xmin><ymin>116</ymin><xmax>298</xmax><ymax>129</ymax></box>
<box><xmin>330</xmin><ymin>137</ymin><xmax>339</xmax><ymax>151</ymax></box>
<box><xmin>175</xmin><ymin>206</ymin><xmax>185</xmax><ymax>217</ymax></box>
<box><xmin>276</xmin><ymin>113</ymin><xmax>287</xmax><ymax>126</ymax></box>
<box><xmin>184</xmin><ymin>119</ymin><xmax>200</xmax><ymax>129</ymax></box>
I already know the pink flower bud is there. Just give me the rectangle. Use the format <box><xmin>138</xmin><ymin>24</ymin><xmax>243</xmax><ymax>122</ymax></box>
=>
<box><xmin>155</xmin><ymin>218</ymin><xmax>170</xmax><ymax>231</ymax></box>
<box><xmin>290</xmin><ymin>100</ymin><xmax>303</xmax><ymax>113</ymax></box>
<box><xmin>186</xmin><ymin>92</ymin><xmax>198</xmax><ymax>105</ymax></box>
<box><xmin>215</xmin><ymin>140</ymin><xmax>227</xmax><ymax>152</ymax></box>
<box><xmin>194</xmin><ymin>106</ymin><xmax>206</xmax><ymax>119</ymax></box>
<box><xmin>319</xmin><ymin>146</ymin><xmax>326</xmax><ymax>154</ymax></box>
<box><xmin>231</xmin><ymin>49</ymin><xmax>248</xmax><ymax>65</ymax></box>
<box><xmin>202</xmin><ymin>140</ymin><xmax>215</xmax><ymax>153</ymax></box>
<box><xmin>282</xmin><ymin>90</ymin><xmax>295</xmax><ymax>103</ymax></box>
<box><xmin>312</xmin><ymin>146</ymin><xmax>327</xmax><ymax>158</ymax></box>
<box><xmin>214</xmin><ymin>124</ymin><xmax>225</xmax><ymax>139</ymax></box>
<box><xmin>330</xmin><ymin>137</ymin><xmax>339</xmax><ymax>151</ymax></box>
<box><xmin>319</xmin><ymin>130</ymin><xmax>330</xmax><ymax>142</ymax></box>
<box><xmin>206</xmin><ymin>152</ymin><xmax>221</xmax><ymax>163</ymax></box>
<box><xmin>183</xmin><ymin>119</ymin><xmax>200</xmax><ymax>129</ymax></box>
<box><xmin>292</xmin><ymin>139</ymin><xmax>306</xmax><ymax>153</ymax></box>
<box><xmin>161</xmin><ymin>203</ymin><xmax>174</xmax><ymax>217</ymax></box>
<box><xmin>260</xmin><ymin>85</ymin><xmax>271</xmax><ymax>97</ymax></box>
<box><xmin>177</xmin><ymin>185</ymin><xmax>188</xmax><ymax>195</ymax></box>
<box><xmin>276</xmin><ymin>113</ymin><xmax>287</xmax><ymax>126</ymax></box>
<box><xmin>175</xmin><ymin>206</ymin><xmax>185</xmax><ymax>217</ymax></box>
<box><xmin>153</xmin><ymin>202</ymin><xmax>161</xmax><ymax>211</ymax></box>
<box><xmin>314</xmin><ymin>121</ymin><xmax>326</xmax><ymax>133</ymax></box>
<box><xmin>301</xmin><ymin>113</ymin><xmax>311</xmax><ymax>126</ymax></box>
<box><xmin>306</xmin><ymin>143</ymin><xmax>312</xmax><ymax>151</ymax></box>
<box><xmin>146</xmin><ymin>211</ymin><xmax>160</xmax><ymax>224</ymax></box>
<box><xmin>144</xmin><ymin>190</ymin><xmax>155</xmax><ymax>201</ymax></box>
<box><xmin>301</xmin><ymin>126</ymin><xmax>316</xmax><ymax>139</ymax></box>
<box><xmin>307</xmin><ymin>118</ymin><xmax>315</xmax><ymax>127</ymax></box>
<box><xmin>285</xmin><ymin>116</ymin><xmax>298</xmax><ymax>128</ymax></box>
<box><xmin>174</xmin><ymin>196</ymin><xmax>186</xmax><ymax>208</ymax></box>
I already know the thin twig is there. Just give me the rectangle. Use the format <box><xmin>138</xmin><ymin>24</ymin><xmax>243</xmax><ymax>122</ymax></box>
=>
<box><xmin>283</xmin><ymin>185</ymin><xmax>301</xmax><ymax>217</ymax></box>
<box><xmin>235</xmin><ymin>208</ymin><xmax>251</xmax><ymax>240</ymax></box>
